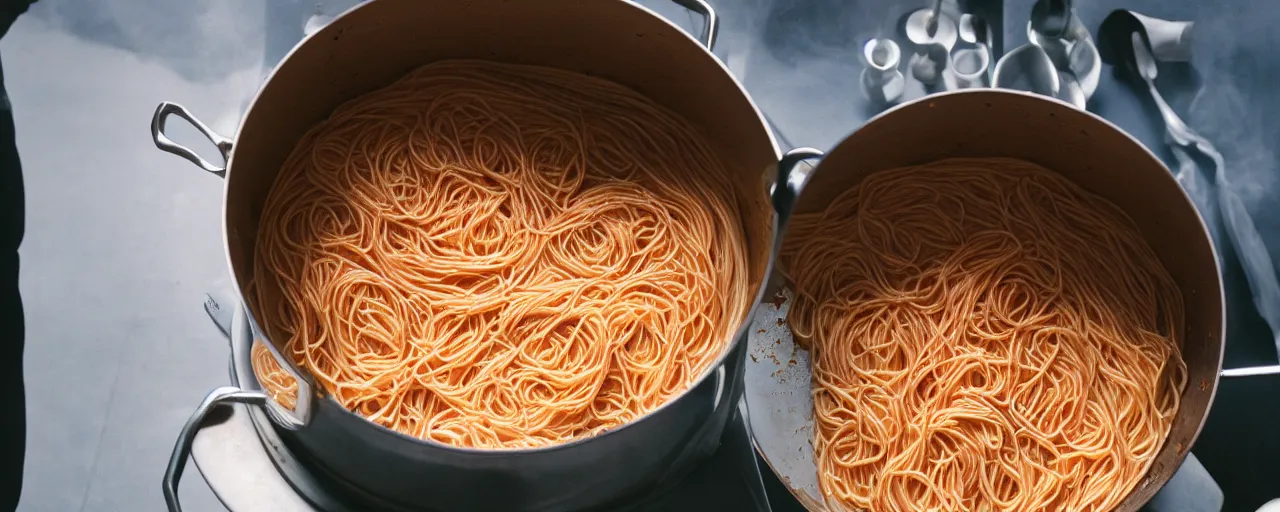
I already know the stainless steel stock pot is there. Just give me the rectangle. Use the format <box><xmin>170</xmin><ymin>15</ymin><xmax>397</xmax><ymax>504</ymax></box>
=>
<box><xmin>149</xmin><ymin>1</ymin><xmax>786</xmax><ymax>510</ymax></box>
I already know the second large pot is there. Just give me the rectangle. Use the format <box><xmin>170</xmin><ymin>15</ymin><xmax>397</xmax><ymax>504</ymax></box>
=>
<box><xmin>752</xmin><ymin>89</ymin><xmax>1225</xmax><ymax>511</ymax></box>
<box><xmin>150</xmin><ymin>0</ymin><xmax>783</xmax><ymax>511</ymax></box>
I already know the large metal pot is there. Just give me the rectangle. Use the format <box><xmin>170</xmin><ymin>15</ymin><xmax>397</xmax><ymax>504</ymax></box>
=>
<box><xmin>149</xmin><ymin>1</ymin><xmax>783</xmax><ymax>510</ymax></box>
<box><xmin>750</xmin><ymin>89</ymin><xmax>1267</xmax><ymax>511</ymax></box>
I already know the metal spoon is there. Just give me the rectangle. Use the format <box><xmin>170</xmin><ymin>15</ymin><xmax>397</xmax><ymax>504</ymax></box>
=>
<box><xmin>1131</xmin><ymin>32</ymin><xmax>1280</xmax><ymax>379</ymax></box>
<box><xmin>1130</xmin><ymin>32</ymin><xmax>1203</xmax><ymax>148</ymax></box>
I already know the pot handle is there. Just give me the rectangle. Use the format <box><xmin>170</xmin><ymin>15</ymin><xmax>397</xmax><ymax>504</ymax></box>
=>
<box><xmin>151</xmin><ymin>102</ymin><xmax>233</xmax><ymax>178</ymax></box>
<box><xmin>1221</xmin><ymin>364</ymin><xmax>1280</xmax><ymax>378</ymax></box>
<box><xmin>770</xmin><ymin>147</ymin><xmax>824</xmax><ymax>228</ymax></box>
<box><xmin>164</xmin><ymin>386</ymin><xmax>268</xmax><ymax>512</ymax></box>
<box><xmin>667</xmin><ymin>0</ymin><xmax>718</xmax><ymax>50</ymax></box>
<box><xmin>208</xmin><ymin>290</ymin><xmax>316</xmax><ymax>431</ymax></box>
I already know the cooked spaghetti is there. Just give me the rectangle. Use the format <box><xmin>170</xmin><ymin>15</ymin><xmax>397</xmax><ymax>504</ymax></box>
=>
<box><xmin>780</xmin><ymin>158</ymin><xmax>1187</xmax><ymax>511</ymax></box>
<box><xmin>252</xmin><ymin>340</ymin><xmax>298</xmax><ymax>410</ymax></box>
<box><xmin>248</xmin><ymin>59</ymin><xmax>752</xmax><ymax>449</ymax></box>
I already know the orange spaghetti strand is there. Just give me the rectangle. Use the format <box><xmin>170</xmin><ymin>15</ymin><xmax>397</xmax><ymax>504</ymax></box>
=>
<box><xmin>248</xmin><ymin>60</ymin><xmax>752</xmax><ymax>449</ymax></box>
<box><xmin>251</xmin><ymin>340</ymin><xmax>298</xmax><ymax>410</ymax></box>
<box><xmin>780</xmin><ymin>158</ymin><xmax>1187</xmax><ymax>512</ymax></box>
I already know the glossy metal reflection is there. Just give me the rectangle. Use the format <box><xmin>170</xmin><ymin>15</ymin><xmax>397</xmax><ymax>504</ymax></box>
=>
<box><xmin>859</xmin><ymin>38</ymin><xmax>905</xmax><ymax>104</ymax></box>
<box><xmin>1027</xmin><ymin>0</ymin><xmax>1100</xmax><ymax>105</ymax></box>
<box><xmin>993</xmin><ymin>44</ymin><xmax>1060</xmax><ymax>100</ymax></box>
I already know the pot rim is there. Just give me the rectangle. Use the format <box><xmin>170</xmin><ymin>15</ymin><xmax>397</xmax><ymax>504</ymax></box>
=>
<box><xmin>219</xmin><ymin>0</ymin><xmax>785</xmax><ymax>455</ymax></box>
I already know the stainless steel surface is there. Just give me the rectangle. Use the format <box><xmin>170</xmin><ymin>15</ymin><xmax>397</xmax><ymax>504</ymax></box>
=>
<box><xmin>1026</xmin><ymin>32</ymin><xmax>1098</xmax><ymax>104</ymax></box>
<box><xmin>203</xmin><ymin>293</ymin><xmax>233</xmax><ymax>342</ymax></box>
<box><xmin>924</xmin><ymin>0</ymin><xmax>944</xmax><ymax>36</ymax></box>
<box><xmin>958</xmin><ymin>12</ymin><xmax>992</xmax><ymax>46</ymax></box>
<box><xmin>861</xmin><ymin>37</ymin><xmax>901</xmax><ymax>74</ymax></box>
<box><xmin>728</xmin><ymin>400</ymin><xmax>776</xmax><ymax>512</ymax></box>
<box><xmin>748</xmin><ymin>89</ymin><xmax>1226</xmax><ymax>512</ymax></box>
<box><xmin>221</xmin><ymin>296</ymin><xmax>359</xmax><ymax>512</ymax></box>
<box><xmin>904</xmin><ymin>6</ymin><xmax>957</xmax><ymax>51</ymax></box>
<box><xmin>1131</xmin><ymin>32</ymin><xmax>1200</xmax><ymax>147</ymax></box>
<box><xmin>165</xmin><ymin>387</ymin><xmax>268</xmax><ymax>512</ymax></box>
<box><xmin>672</xmin><ymin>0</ymin><xmax>719</xmax><ymax>48</ymax></box>
<box><xmin>858</xmin><ymin>38</ymin><xmax>905</xmax><ymax>103</ymax></box>
<box><xmin>195</xmin><ymin>296</ymin><xmax>776</xmax><ymax>512</ymax></box>
<box><xmin>950</xmin><ymin>47</ymin><xmax>990</xmax><ymax>88</ymax></box>
<box><xmin>744</xmin><ymin>287</ymin><xmax>821</xmax><ymax>509</ymax></box>
<box><xmin>769</xmin><ymin>148</ymin><xmax>824</xmax><ymax>230</ymax></box>
<box><xmin>192</xmin><ymin>294</ymin><xmax>339</xmax><ymax>512</ymax></box>
<box><xmin>903</xmin><ymin>6</ymin><xmax>956</xmax><ymax>89</ymax></box>
<box><xmin>1129</xmin><ymin>11</ymin><xmax>1195</xmax><ymax>62</ymax></box>
<box><xmin>1066</xmin><ymin>38</ymin><xmax>1101</xmax><ymax>102</ymax></box>
<box><xmin>992</xmin><ymin>43</ymin><xmax>1060</xmax><ymax>99</ymax></box>
<box><xmin>951</xmin><ymin>14</ymin><xmax>992</xmax><ymax>89</ymax></box>
<box><xmin>1221</xmin><ymin>365</ymin><xmax>1280</xmax><ymax>379</ymax></box>
<box><xmin>193</xmin><ymin>403</ymin><xmax>315</xmax><ymax>512</ymax></box>
<box><xmin>151</xmin><ymin>105</ymin><xmax>319</xmax><ymax>434</ymax></box>
<box><xmin>152</xmin><ymin>0</ymin><xmax>781</xmax><ymax>510</ymax></box>
<box><xmin>1027</xmin><ymin>0</ymin><xmax>1100</xmax><ymax>106</ymax></box>
<box><xmin>1029</xmin><ymin>0</ymin><xmax>1072</xmax><ymax>39</ymax></box>
<box><xmin>1058</xmin><ymin>71</ymin><xmax>1086</xmax><ymax>108</ymax></box>
<box><xmin>151</xmin><ymin>102</ymin><xmax>232</xmax><ymax>178</ymax></box>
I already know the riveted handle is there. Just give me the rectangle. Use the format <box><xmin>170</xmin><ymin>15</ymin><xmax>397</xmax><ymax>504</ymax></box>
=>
<box><xmin>151</xmin><ymin>102</ymin><xmax>232</xmax><ymax>178</ymax></box>
<box><xmin>163</xmin><ymin>387</ymin><xmax>268</xmax><ymax>512</ymax></box>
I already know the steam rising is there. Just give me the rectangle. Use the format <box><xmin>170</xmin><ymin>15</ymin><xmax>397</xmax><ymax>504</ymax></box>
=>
<box><xmin>1188</xmin><ymin>1</ymin><xmax>1280</xmax><ymax>257</ymax></box>
<box><xmin>1186</xmin><ymin>1</ymin><xmax>1280</xmax><ymax>352</ymax></box>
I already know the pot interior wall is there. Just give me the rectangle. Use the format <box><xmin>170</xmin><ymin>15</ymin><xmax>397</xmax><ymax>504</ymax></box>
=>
<box><xmin>226</xmin><ymin>0</ymin><xmax>779</xmax><ymax>355</ymax></box>
<box><xmin>783</xmin><ymin>90</ymin><xmax>1223</xmax><ymax>512</ymax></box>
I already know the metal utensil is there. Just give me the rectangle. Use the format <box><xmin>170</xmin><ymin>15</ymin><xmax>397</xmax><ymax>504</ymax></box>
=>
<box><xmin>904</xmin><ymin>0</ymin><xmax>957</xmax><ymax>52</ymax></box>
<box><xmin>859</xmin><ymin>38</ymin><xmax>905</xmax><ymax>103</ymax></box>
<box><xmin>1098</xmin><ymin>10</ymin><xmax>1193</xmax><ymax>68</ymax></box>
<box><xmin>992</xmin><ymin>43</ymin><xmax>1060</xmax><ymax>100</ymax></box>
<box><xmin>1130</xmin><ymin>32</ymin><xmax>1203</xmax><ymax>148</ymax></box>
<box><xmin>202</xmin><ymin>293</ymin><xmax>233</xmax><ymax>340</ymax></box>
<box><xmin>1058</xmin><ymin>71</ymin><xmax>1086</xmax><ymax>108</ymax></box>
<box><xmin>1131</xmin><ymin>11</ymin><xmax>1195</xmax><ymax>62</ymax></box>
<box><xmin>903</xmin><ymin>0</ymin><xmax>956</xmax><ymax>88</ymax></box>
<box><xmin>1027</xmin><ymin>0</ymin><xmax>1099</xmax><ymax>106</ymax></box>
<box><xmin>1065</xmin><ymin>37</ymin><xmax>1101</xmax><ymax>104</ymax></box>
<box><xmin>957</xmin><ymin>12</ymin><xmax>991</xmax><ymax>46</ymax></box>
<box><xmin>1130</xmin><ymin>32</ymin><xmax>1280</xmax><ymax>380</ymax></box>
<box><xmin>951</xmin><ymin>13</ymin><xmax>991</xmax><ymax>89</ymax></box>
<box><xmin>951</xmin><ymin>47</ymin><xmax>990</xmax><ymax>88</ymax></box>
<box><xmin>1121</xmin><ymin>11</ymin><xmax>1198</xmax><ymax>62</ymax></box>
